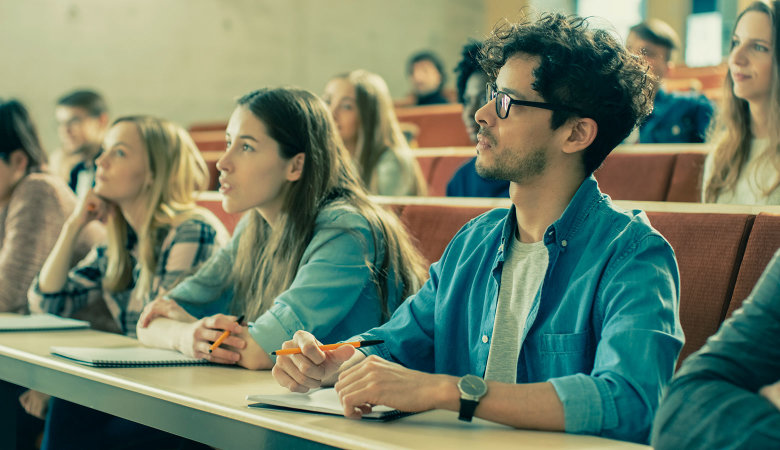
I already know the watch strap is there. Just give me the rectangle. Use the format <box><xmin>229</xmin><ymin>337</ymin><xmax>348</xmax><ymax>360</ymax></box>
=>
<box><xmin>458</xmin><ymin>398</ymin><xmax>479</xmax><ymax>422</ymax></box>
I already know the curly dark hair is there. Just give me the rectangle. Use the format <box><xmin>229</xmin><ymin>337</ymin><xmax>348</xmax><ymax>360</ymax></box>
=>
<box><xmin>455</xmin><ymin>40</ymin><xmax>485</xmax><ymax>103</ymax></box>
<box><xmin>479</xmin><ymin>13</ymin><xmax>655</xmax><ymax>175</ymax></box>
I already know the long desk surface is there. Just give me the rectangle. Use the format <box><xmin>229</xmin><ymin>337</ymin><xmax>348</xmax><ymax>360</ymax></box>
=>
<box><xmin>0</xmin><ymin>326</ymin><xmax>649</xmax><ymax>449</ymax></box>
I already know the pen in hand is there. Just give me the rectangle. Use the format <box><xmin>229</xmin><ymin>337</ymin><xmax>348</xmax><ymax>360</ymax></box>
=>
<box><xmin>208</xmin><ymin>315</ymin><xmax>245</xmax><ymax>354</ymax></box>
<box><xmin>271</xmin><ymin>339</ymin><xmax>384</xmax><ymax>356</ymax></box>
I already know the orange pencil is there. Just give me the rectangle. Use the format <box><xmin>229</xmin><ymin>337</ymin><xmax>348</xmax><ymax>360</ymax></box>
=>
<box><xmin>271</xmin><ymin>340</ymin><xmax>384</xmax><ymax>356</ymax></box>
<box><xmin>208</xmin><ymin>315</ymin><xmax>245</xmax><ymax>353</ymax></box>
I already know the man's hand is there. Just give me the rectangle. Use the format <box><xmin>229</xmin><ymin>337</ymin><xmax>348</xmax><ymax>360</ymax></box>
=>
<box><xmin>138</xmin><ymin>297</ymin><xmax>196</xmax><ymax>328</ymax></box>
<box><xmin>272</xmin><ymin>330</ymin><xmax>360</xmax><ymax>392</ymax></box>
<box><xmin>759</xmin><ymin>379</ymin><xmax>780</xmax><ymax>410</ymax></box>
<box><xmin>334</xmin><ymin>355</ymin><xmax>458</xmax><ymax>418</ymax></box>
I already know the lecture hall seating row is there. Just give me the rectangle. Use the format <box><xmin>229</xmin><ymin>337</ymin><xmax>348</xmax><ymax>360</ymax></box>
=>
<box><xmin>409</xmin><ymin>143</ymin><xmax>710</xmax><ymax>200</ymax></box>
<box><xmin>201</xmin><ymin>144</ymin><xmax>710</xmax><ymax>202</ymax></box>
<box><xmin>195</xmin><ymin>191</ymin><xmax>780</xmax><ymax>367</ymax></box>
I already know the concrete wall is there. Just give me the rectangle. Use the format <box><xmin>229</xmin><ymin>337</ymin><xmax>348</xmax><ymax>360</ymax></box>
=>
<box><xmin>0</xmin><ymin>0</ymin><xmax>485</xmax><ymax>151</ymax></box>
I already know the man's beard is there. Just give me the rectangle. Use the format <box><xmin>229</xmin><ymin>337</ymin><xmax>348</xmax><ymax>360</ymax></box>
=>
<box><xmin>475</xmin><ymin>129</ymin><xmax>547</xmax><ymax>183</ymax></box>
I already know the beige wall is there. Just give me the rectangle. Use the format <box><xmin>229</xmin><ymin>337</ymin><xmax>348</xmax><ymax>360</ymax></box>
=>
<box><xmin>646</xmin><ymin>1</ymin><xmax>692</xmax><ymax>64</ymax></box>
<box><xmin>0</xmin><ymin>0</ymin><xmax>485</xmax><ymax>152</ymax></box>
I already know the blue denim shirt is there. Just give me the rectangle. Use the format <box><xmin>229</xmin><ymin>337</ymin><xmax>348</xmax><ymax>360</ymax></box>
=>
<box><xmin>169</xmin><ymin>203</ymin><xmax>399</xmax><ymax>359</ymax></box>
<box><xmin>358</xmin><ymin>176</ymin><xmax>684</xmax><ymax>444</ymax></box>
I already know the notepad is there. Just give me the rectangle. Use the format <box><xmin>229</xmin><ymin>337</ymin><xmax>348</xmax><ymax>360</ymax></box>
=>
<box><xmin>247</xmin><ymin>388</ymin><xmax>410</xmax><ymax>421</ymax></box>
<box><xmin>50</xmin><ymin>346</ymin><xmax>211</xmax><ymax>368</ymax></box>
<box><xmin>0</xmin><ymin>314</ymin><xmax>90</xmax><ymax>331</ymax></box>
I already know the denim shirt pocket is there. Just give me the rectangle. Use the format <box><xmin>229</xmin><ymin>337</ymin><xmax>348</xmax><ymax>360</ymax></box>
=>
<box><xmin>526</xmin><ymin>330</ymin><xmax>594</xmax><ymax>380</ymax></box>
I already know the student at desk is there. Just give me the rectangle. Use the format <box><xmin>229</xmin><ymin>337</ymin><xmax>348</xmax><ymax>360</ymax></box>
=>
<box><xmin>272</xmin><ymin>13</ymin><xmax>684</xmax><ymax>445</ymax></box>
<box><xmin>29</xmin><ymin>116</ymin><xmax>229</xmax><ymax>449</ymax></box>
<box><xmin>136</xmin><ymin>87</ymin><xmax>426</xmax><ymax>370</ymax></box>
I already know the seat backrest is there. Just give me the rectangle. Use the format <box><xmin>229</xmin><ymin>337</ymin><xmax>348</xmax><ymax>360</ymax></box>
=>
<box><xmin>595</xmin><ymin>153</ymin><xmax>677</xmax><ymax>201</ymax></box>
<box><xmin>398</xmin><ymin>204</ymin><xmax>495</xmax><ymax>265</ymax></box>
<box><xmin>647</xmin><ymin>211</ymin><xmax>754</xmax><ymax>365</ymax></box>
<box><xmin>726</xmin><ymin>213</ymin><xmax>780</xmax><ymax>317</ymax></box>
<box><xmin>666</xmin><ymin>152</ymin><xmax>707</xmax><ymax>202</ymax></box>
<box><xmin>396</xmin><ymin>104</ymin><xmax>471</xmax><ymax>147</ymax></box>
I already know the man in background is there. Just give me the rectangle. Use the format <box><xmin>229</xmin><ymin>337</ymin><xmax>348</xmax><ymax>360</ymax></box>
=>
<box><xmin>53</xmin><ymin>89</ymin><xmax>108</xmax><ymax>197</ymax></box>
<box><xmin>626</xmin><ymin>19</ymin><xmax>714</xmax><ymax>143</ymax></box>
<box><xmin>446</xmin><ymin>40</ymin><xmax>510</xmax><ymax>198</ymax></box>
<box><xmin>406</xmin><ymin>50</ymin><xmax>450</xmax><ymax>105</ymax></box>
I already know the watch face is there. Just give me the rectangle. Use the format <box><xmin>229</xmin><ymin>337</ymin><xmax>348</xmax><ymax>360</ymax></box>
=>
<box><xmin>459</xmin><ymin>374</ymin><xmax>487</xmax><ymax>397</ymax></box>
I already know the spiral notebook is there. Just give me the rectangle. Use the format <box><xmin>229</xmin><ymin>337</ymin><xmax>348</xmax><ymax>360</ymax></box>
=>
<box><xmin>50</xmin><ymin>346</ymin><xmax>211</xmax><ymax>368</ymax></box>
<box><xmin>0</xmin><ymin>314</ymin><xmax>89</xmax><ymax>331</ymax></box>
<box><xmin>247</xmin><ymin>388</ymin><xmax>411</xmax><ymax>421</ymax></box>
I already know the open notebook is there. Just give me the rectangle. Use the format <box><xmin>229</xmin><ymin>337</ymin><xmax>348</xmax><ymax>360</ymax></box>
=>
<box><xmin>247</xmin><ymin>388</ymin><xmax>410</xmax><ymax>422</ymax></box>
<box><xmin>0</xmin><ymin>314</ymin><xmax>89</xmax><ymax>331</ymax></box>
<box><xmin>50</xmin><ymin>346</ymin><xmax>211</xmax><ymax>368</ymax></box>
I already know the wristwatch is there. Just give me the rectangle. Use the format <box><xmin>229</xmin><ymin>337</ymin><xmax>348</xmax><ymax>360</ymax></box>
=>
<box><xmin>457</xmin><ymin>374</ymin><xmax>488</xmax><ymax>422</ymax></box>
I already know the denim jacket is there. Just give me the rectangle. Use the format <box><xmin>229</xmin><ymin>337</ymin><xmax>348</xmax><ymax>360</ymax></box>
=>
<box><xmin>170</xmin><ymin>203</ymin><xmax>399</xmax><ymax>358</ymax></box>
<box><xmin>358</xmin><ymin>176</ymin><xmax>684</xmax><ymax>444</ymax></box>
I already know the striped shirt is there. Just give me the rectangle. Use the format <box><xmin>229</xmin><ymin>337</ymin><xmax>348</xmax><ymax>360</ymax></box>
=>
<box><xmin>29</xmin><ymin>214</ymin><xmax>228</xmax><ymax>337</ymax></box>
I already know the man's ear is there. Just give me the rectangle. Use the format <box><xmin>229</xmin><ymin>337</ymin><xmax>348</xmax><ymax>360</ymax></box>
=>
<box><xmin>97</xmin><ymin>113</ymin><xmax>110</xmax><ymax>129</ymax></box>
<box><xmin>561</xmin><ymin>118</ymin><xmax>598</xmax><ymax>155</ymax></box>
<box><xmin>8</xmin><ymin>150</ymin><xmax>29</xmax><ymax>179</ymax></box>
<box><xmin>286</xmin><ymin>153</ymin><xmax>305</xmax><ymax>182</ymax></box>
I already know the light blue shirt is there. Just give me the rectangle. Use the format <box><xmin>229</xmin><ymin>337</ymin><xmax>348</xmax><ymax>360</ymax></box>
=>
<box><xmin>358</xmin><ymin>176</ymin><xmax>684</xmax><ymax>444</ymax></box>
<box><xmin>170</xmin><ymin>203</ymin><xmax>399</xmax><ymax>359</ymax></box>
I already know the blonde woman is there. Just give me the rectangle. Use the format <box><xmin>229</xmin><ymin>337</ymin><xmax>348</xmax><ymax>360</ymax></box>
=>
<box><xmin>136</xmin><ymin>87</ymin><xmax>427</xmax><ymax>371</ymax></box>
<box><xmin>704</xmin><ymin>1</ymin><xmax>780</xmax><ymax>204</ymax></box>
<box><xmin>323</xmin><ymin>70</ymin><xmax>426</xmax><ymax>195</ymax></box>
<box><xmin>33</xmin><ymin>116</ymin><xmax>229</xmax><ymax>449</ymax></box>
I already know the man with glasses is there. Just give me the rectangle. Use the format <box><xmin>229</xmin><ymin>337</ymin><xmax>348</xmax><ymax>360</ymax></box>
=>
<box><xmin>53</xmin><ymin>89</ymin><xmax>109</xmax><ymax>198</ymax></box>
<box><xmin>272</xmin><ymin>13</ymin><xmax>683</xmax><ymax>445</ymax></box>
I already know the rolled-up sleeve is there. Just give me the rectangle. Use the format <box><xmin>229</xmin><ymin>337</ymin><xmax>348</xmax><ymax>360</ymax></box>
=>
<box><xmin>550</xmin><ymin>234</ymin><xmax>684</xmax><ymax>443</ymax></box>
<box><xmin>652</xmin><ymin>251</ymin><xmax>780</xmax><ymax>449</ymax></box>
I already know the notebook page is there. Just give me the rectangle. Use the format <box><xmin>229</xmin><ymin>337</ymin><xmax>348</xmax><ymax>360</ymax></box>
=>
<box><xmin>0</xmin><ymin>314</ymin><xmax>89</xmax><ymax>331</ymax></box>
<box><xmin>247</xmin><ymin>387</ymin><xmax>397</xmax><ymax>419</ymax></box>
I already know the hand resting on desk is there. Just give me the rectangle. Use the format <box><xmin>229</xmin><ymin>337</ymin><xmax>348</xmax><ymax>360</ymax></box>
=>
<box><xmin>137</xmin><ymin>298</ymin><xmax>271</xmax><ymax>369</ymax></box>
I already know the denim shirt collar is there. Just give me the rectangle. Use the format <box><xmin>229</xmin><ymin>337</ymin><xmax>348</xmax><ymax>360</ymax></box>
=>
<box><xmin>498</xmin><ymin>175</ymin><xmax>604</xmax><ymax>254</ymax></box>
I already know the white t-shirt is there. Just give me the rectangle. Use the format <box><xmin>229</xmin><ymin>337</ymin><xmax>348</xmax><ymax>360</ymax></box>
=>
<box><xmin>703</xmin><ymin>138</ymin><xmax>780</xmax><ymax>205</ymax></box>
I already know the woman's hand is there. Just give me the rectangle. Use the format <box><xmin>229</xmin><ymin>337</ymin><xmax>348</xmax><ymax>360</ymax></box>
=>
<box><xmin>177</xmin><ymin>314</ymin><xmax>247</xmax><ymax>365</ymax></box>
<box><xmin>138</xmin><ymin>297</ymin><xmax>196</xmax><ymax>328</ymax></box>
<box><xmin>67</xmin><ymin>189</ymin><xmax>115</xmax><ymax>230</ymax></box>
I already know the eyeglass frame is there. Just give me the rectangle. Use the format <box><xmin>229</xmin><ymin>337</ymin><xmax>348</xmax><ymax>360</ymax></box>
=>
<box><xmin>486</xmin><ymin>83</ymin><xmax>580</xmax><ymax>119</ymax></box>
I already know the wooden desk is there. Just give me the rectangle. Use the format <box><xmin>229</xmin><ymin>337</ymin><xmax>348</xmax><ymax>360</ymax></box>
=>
<box><xmin>0</xmin><ymin>326</ymin><xmax>648</xmax><ymax>449</ymax></box>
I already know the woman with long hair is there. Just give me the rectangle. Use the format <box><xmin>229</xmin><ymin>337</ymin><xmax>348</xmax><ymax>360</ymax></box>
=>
<box><xmin>33</xmin><ymin>115</ymin><xmax>229</xmax><ymax>449</ymax></box>
<box><xmin>323</xmin><ymin>70</ymin><xmax>426</xmax><ymax>195</ymax></box>
<box><xmin>136</xmin><ymin>87</ymin><xmax>427</xmax><ymax>370</ymax></box>
<box><xmin>704</xmin><ymin>0</ymin><xmax>780</xmax><ymax>204</ymax></box>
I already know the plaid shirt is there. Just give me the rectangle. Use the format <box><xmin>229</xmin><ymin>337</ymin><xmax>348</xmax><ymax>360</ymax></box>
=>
<box><xmin>29</xmin><ymin>216</ymin><xmax>228</xmax><ymax>337</ymax></box>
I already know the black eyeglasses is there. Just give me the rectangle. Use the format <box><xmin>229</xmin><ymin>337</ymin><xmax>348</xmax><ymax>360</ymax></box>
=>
<box><xmin>486</xmin><ymin>83</ymin><xmax>578</xmax><ymax>119</ymax></box>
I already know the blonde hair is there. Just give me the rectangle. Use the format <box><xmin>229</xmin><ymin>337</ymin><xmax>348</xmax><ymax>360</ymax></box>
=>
<box><xmin>333</xmin><ymin>70</ymin><xmax>426</xmax><ymax>195</ymax></box>
<box><xmin>103</xmin><ymin>116</ymin><xmax>210</xmax><ymax>296</ymax></box>
<box><xmin>229</xmin><ymin>88</ymin><xmax>427</xmax><ymax>321</ymax></box>
<box><xmin>705</xmin><ymin>1</ymin><xmax>780</xmax><ymax>202</ymax></box>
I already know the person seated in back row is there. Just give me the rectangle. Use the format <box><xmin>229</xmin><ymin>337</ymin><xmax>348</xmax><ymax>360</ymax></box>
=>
<box><xmin>323</xmin><ymin>70</ymin><xmax>427</xmax><ymax>196</ymax></box>
<box><xmin>652</xmin><ymin>248</ymin><xmax>780</xmax><ymax>448</ymax></box>
<box><xmin>403</xmin><ymin>50</ymin><xmax>451</xmax><ymax>106</ymax></box>
<box><xmin>446</xmin><ymin>40</ymin><xmax>510</xmax><ymax>198</ymax></box>
<box><xmin>703</xmin><ymin>1</ymin><xmax>780</xmax><ymax>205</ymax></box>
<box><xmin>625</xmin><ymin>19</ymin><xmax>714</xmax><ymax>144</ymax></box>
<box><xmin>272</xmin><ymin>12</ymin><xmax>683</xmax><ymax>445</ymax></box>
<box><xmin>52</xmin><ymin>89</ymin><xmax>110</xmax><ymax>198</ymax></box>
